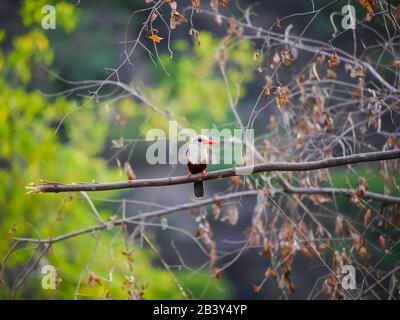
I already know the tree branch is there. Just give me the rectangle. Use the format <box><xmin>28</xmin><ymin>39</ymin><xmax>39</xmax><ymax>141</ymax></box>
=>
<box><xmin>26</xmin><ymin>149</ymin><xmax>400</xmax><ymax>194</ymax></box>
<box><xmin>276</xmin><ymin>175</ymin><xmax>400</xmax><ymax>204</ymax></box>
<box><xmin>16</xmin><ymin>181</ymin><xmax>400</xmax><ymax>245</ymax></box>
<box><xmin>15</xmin><ymin>190</ymin><xmax>259</xmax><ymax>244</ymax></box>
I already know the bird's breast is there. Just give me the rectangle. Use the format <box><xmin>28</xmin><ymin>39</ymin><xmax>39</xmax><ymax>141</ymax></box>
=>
<box><xmin>187</xmin><ymin>162</ymin><xmax>207</xmax><ymax>174</ymax></box>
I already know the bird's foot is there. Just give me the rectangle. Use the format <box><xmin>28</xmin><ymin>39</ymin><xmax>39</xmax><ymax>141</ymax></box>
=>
<box><xmin>188</xmin><ymin>171</ymin><xmax>192</xmax><ymax>177</ymax></box>
<box><xmin>201</xmin><ymin>170</ymin><xmax>206</xmax><ymax>177</ymax></box>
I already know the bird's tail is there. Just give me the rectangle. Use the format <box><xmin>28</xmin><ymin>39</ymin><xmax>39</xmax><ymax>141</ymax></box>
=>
<box><xmin>194</xmin><ymin>180</ymin><xmax>204</xmax><ymax>198</ymax></box>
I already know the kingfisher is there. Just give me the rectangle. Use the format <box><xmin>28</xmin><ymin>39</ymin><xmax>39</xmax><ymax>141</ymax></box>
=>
<box><xmin>186</xmin><ymin>135</ymin><xmax>218</xmax><ymax>198</ymax></box>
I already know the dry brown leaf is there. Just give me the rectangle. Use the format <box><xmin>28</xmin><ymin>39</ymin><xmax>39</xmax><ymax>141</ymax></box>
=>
<box><xmin>298</xmin><ymin>74</ymin><xmax>306</xmax><ymax>83</ymax></box>
<box><xmin>352</xmin><ymin>86</ymin><xmax>362</xmax><ymax>101</ymax></box>
<box><xmin>121</xmin><ymin>249</ymin><xmax>133</xmax><ymax>262</ymax></box>
<box><xmin>262</xmin><ymin>239</ymin><xmax>273</xmax><ymax>256</ymax></box>
<box><xmin>212</xmin><ymin>201</ymin><xmax>222</xmax><ymax>220</ymax></box>
<box><xmin>378</xmin><ymin>234</ymin><xmax>386</xmax><ymax>250</ymax></box>
<box><xmin>386</xmin><ymin>135</ymin><xmax>400</xmax><ymax>149</ymax></box>
<box><xmin>346</xmin><ymin>221</ymin><xmax>363</xmax><ymax>249</ymax></box>
<box><xmin>391</xmin><ymin>205</ymin><xmax>400</xmax><ymax>226</ymax></box>
<box><xmin>168</xmin><ymin>1</ymin><xmax>178</xmax><ymax>29</ymax></box>
<box><xmin>295</xmin><ymin>137</ymin><xmax>304</xmax><ymax>149</ymax></box>
<box><xmin>359</xmin><ymin>246</ymin><xmax>368</xmax><ymax>258</ymax></box>
<box><xmin>104</xmin><ymin>291</ymin><xmax>112</xmax><ymax>300</ymax></box>
<box><xmin>392</xmin><ymin>60</ymin><xmax>400</xmax><ymax>68</ymax></box>
<box><xmin>328</xmin><ymin>51</ymin><xmax>340</xmax><ymax>68</ymax></box>
<box><xmin>356</xmin><ymin>177</ymin><xmax>367</xmax><ymax>198</ymax></box>
<box><xmin>8</xmin><ymin>224</ymin><xmax>19</xmax><ymax>235</ymax></box>
<box><xmin>150</xmin><ymin>12</ymin><xmax>157</xmax><ymax>22</ymax></box>
<box><xmin>276</xmin><ymin>86</ymin><xmax>289</xmax><ymax>108</ymax></box>
<box><xmin>379</xmin><ymin>168</ymin><xmax>395</xmax><ymax>188</ymax></box>
<box><xmin>223</xmin><ymin>206</ymin><xmax>239</xmax><ymax>225</ymax></box>
<box><xmin>276</xmin><ymin>17</ymin><xmax>282</xmax><ymax>28</ymax></box>
<box><xmin>226</xmin><ymin>16</ymin><xmax>244</xmax><ymax>37</ymax></box>
<box><xmin>219</xmin><ymin>0</ymin><xmax>229</xmax><ymax>8</ymax></box>
<box><xmin>309</xmin><ymin>194</ymin><xmax>331</xmax><ymax>204</ymax></box>
<box><xmin>214</xmin><ymin>269</ymin><xmax>222</xmax><ymax>279</ymax></box>
<box><xmin>324</xmin><ymin>147</ymin><xmax>333</xmax><ymax>159</ymax></box>
<box><xmin>171</xmin><ymin>12</ymin><xmax>187</xmax><ymax>28</ymax></box>
<box><xmin>281</xmin><ymin>50</ymin><xmax>295</xmax><ymax>65</ymax></box>
<box><xmin>192</xmin><ymin>0</ymin><xmax>201</xmax><ymax>7</ymax></box>
<box><xmin>223</xmin><ymin>35</ymin><xmax>233</xmax><ymax>47</ymax></box>
<box><xmin>265</xmin><ymin>267</ymin><xmax>277</xmax><ymax>279</ymax></box>
<box><xmin>230</xmin><ymin>176</ymin><xmax>244</xmax><ymax>185</ymax></box>
<box><xmin>349</xmin><ymin>65</ymin><xmax>365</xmax><ymax>79</ymax></box>
<box><xmin>364</xmin><ymin>209</ymin><xmax>372</xmax><ymax>227</ymax></box>
<box><xmin>247</xmin><ymin>226</ymin><xmax>261</xmax><ymax>246</ymax></box>
<box><xmin>217</xmin><ymin>48</ymin><xmax>227</xmax><ymax>74</ymax></box>
<box><xmin>326</xmin><ymin>69</ymin><xmax>337</xmax><ymax>79</ymax></box>
<box><xmin>351</xmin><ymin>193</ymin><xmax>363</xmax><ymax>208</ymax></box>
<box><xmin>318</xmin><ymin>241</ymin><xmax>331</xmax><ymax>251</ymax></box>
<box><xmin>368</xmin><ymin>110</ymin><xmax>379</xmax><ymax>128</ymax></box>
<box><xmin>209</xmin><ymin>247</ymin><xmax>218</xmax><ymax>270</ymax></box>
<box><xmin>87</xmin><ymin>272</ymin><xmax>102</xmax><ymax>287</ymax></box>
<box><xmin>357</xmin><ymin>0</ymin><xmax>375</xmax><ymax>16</ymax></box>
<box><xmin>335</xmin><ymin>216</ymin><xmax>344</xmax><ymax>235</ymax></box>
<box><xmin>396</xmin><ymin>4</ymin><xmax>400</xmax><ymax>19</ymax></box>
<box><xmin>148</xmin><ymin>34</ymin><xmax>163</xmax><ymax>43</ymax></box>
<box><xmin>252</xmin><ymin>284</ymin><xmax>261</xmax><ymax>293</ymax></box>
<box><xmin>189</xmin><ymin>28</ymin><xmax>200</xmax><ymax>45</ymax></box>
<box><xmin>124</xmin><ymin>162</ymin><xmax>136</xmax><ymax>180</ymax></box>
<box><xmin>321</xmin><ymin>112</ymin><xmax>334</xmax><ymax>129</ymax></box>
<box><xmin>300</xmin><ymin>244</ymin><xmax>314</xmax><ymax>261</ymax></box>
<box><xmin>122</xmin><ymin>275</ymin><xmax>136</xmax><ymax>288</ymax></box>
<box><xmin>264</xmin><ymin>77</ymin><xmax>273</xmax><ymax>98</ymax></box>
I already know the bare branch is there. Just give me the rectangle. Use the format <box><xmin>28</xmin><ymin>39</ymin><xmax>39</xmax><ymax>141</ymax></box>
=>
<box><xmin>15</xmin><ymin>191</ymin><xmax>260</xmax><ymax>244</ymax></box>
<box><xmin>16</xmin><ymin>183</ymin><xmax>400</xmax><ymax>246</ymax></box>
<box><xmin>276</xmin><ymin>175</ymin><xmax>400</xmax><ymax>204</ymax></box>
<box><xmin>27</xmin><ymin>149</ymin><xmax>400</xmax><ymax>193</ymax></box>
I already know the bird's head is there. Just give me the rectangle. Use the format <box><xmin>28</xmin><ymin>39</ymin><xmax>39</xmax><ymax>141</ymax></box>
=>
<box><xmin>189</xmin><ymin>135</ymin><xmax>219</xmax><ymax>146</ymax></box>
<box><xmin>186</xmin><ymin>135</ymin><xmax>219</xmax><ymax>164</ymax></box>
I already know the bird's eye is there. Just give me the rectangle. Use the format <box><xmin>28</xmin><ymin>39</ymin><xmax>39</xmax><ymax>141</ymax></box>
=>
<box><xmin>198</xmin><ymin>138</ymin><xmax>202</xmax><ymax>142</ymax></box>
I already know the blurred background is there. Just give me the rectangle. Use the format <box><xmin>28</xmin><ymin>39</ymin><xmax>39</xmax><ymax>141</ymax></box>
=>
<box><xmin>0</xmin><ymin>0</ymin><xmax>399</xmax><ymax>299</ymax></box>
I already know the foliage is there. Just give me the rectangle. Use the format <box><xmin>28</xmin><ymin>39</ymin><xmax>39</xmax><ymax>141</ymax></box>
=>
<box><xmin>0</xmin><ymin>0</ymin><xmax>231</xmax><ymax>299</ymax></box>
<box><xmin>114</xmin><ymin>32</ymin><xmax>254</xmax><ymax>137</ymax></box>
<box><xmin>1</xmin><ymin>0</ymin><xmax>399</xmax><ymax>300</ymax></box>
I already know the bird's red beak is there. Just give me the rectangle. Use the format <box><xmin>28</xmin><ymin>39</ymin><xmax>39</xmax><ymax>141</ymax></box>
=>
<box><xmin>204</xmin><ymin>139</ymin><xmax>218</xmax><ymax>145</ymax></box>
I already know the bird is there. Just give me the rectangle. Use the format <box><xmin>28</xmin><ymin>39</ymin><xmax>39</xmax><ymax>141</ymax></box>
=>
<box><xmin>186</xmin><ymin>134</ymin><xmax>218</xmax><ymax>198</ymax></box>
